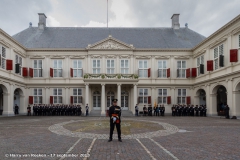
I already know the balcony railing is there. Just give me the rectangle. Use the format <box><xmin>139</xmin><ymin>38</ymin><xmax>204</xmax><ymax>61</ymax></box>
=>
<box><xmin>83</xmin><ymin>74</ymin><xmax>138</xmax><ymax>79</ymax></box>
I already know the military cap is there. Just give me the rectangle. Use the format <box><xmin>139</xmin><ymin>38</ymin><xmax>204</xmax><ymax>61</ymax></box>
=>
<box><xmin>112</xmin><ymin>99</ymin><xmax>118</xmax><ymax>102</ymax></box>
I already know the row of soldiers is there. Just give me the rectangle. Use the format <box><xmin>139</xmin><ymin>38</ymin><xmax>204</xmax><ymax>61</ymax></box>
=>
<box><xmin>142</xmin><ymin>105</ymin><xmax>165</xmax><ymax>116</ymax></box>
<box><xmin>31</xmin><ymin>104</ymin><xmax>82</xmax><ymax>116</ymax></box>
<box><xmin>171</xmin><ymin>104</ymin><xmax>207</xmax><ymax>117</ymax></box>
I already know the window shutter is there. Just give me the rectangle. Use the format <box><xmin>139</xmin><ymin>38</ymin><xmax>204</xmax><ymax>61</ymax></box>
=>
<box><xmin>148</xmin><ymin>96</ymin><xmax>151</xmax><ymax>104</ymax></box>
<box><xmin>186</xmin><ymin>68</ymin><xmax>190</xmax><ymax>78</ymax></box>
<box><xmin>70</xmin><ymin>68</ymin><xmax>73</xmax><ymax>77</ymax></box>
<box><xmin>50</xmin><ymin>96</ymin><xmax>53</xmax><ymax>104</ymax></box>
<box><xmin>219</xmin><ymin>55</ymin><xmax>224</xmax><ymax>67</ymax></box>
<box><xmin>191</xmin><ymin>68</ymin><xmax>197</xmax><ymax>77</ymax></box>
<box><xmin>167</xmin><ymin>96</ymin><xmax>171</xmax><ymax>104</ymax></box>
<box><xmin>29</xmin><ymin>96</ymin><xmax>33</xmax><ymax>104</ymax></box>
<box><xmin>70</xmin><ymin>96</ymin><xmax>73</xmax><ymax>104</ymax></box>
<box><xmin>29</xmin><ymin>68</ymin><xmax>33</xmax><ymax>77</ymax></box>
<box><xmin>200</xmin><ymin>64</ymin><xmax>204</xmax><ymax>74</ymax></box>
<box><xmin>50</xmin><ymin>68</ymin><xmax>53</xmax><ymax>77</ymax></box>
<box><xmin>207</xmin><ymin>60</ymin><xmax>213</xmax><ymax>71</ymax></box>
<box><xmin>15</xmin><ymin>64</ymin><xmax>20</xmax><ymax>73</ymax></box>
<box><xmin>148</xmin><ymin>68</ymin><xmax>151</xmax><ymax>77</ymax></box>
<box><xmin>22</xmin><ymin>67</ymin><xmax>28</xmax><ymax>77</ymax></box>
<box><xmin>6</xmin><ymin>60</ymin><xmax>13</xmax><ymax>70</ymax></box>
<box><xmin>167</xmin><ymin>68</ymin><xmax>170</xmax><ymax>78</ymax></box>
<box><xmin>230</xmin><ymin>49</ymin><xmax>238</xmax><ymax>62</ymax></box>
<box><xmin>186</xmin><ymin>96</ymin><xmax>191</xmax><ymax>104</ymax></box>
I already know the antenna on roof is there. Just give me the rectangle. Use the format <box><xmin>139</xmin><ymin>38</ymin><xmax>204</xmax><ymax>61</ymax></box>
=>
<box><xmin>107</xmin><ymin>0</ymin><xmax>108</xmax><ymax>28</ymax></box>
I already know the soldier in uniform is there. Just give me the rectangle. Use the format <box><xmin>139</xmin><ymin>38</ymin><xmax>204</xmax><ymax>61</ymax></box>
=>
<box><xmin>156</xmin><ymin>105</ymin><xmax>159</xmax><ymax>116</ymax></box>
<box><xmin>172</xmin><ymin>105</ymin><xmax>176</xmax><ymax>116</ymax></box>
<box><xmin>33</xmin><ymin>104</ymin><xmax>37</xmax><ymax>116</ymax></box>
<box><xmin>14</xmin><ymin>104</ymin><xmax>19</xmax><ymax>115</ymax></box>
<box><xmin>108</xmin><ymin>99</ymin><xmax>122</xmax><ymax>142</ymax></box>
<box><xmin>203</xmin><ymin>105</ymin><xmax>207</xmax><ymax>117</ymax></box>
<box><xmin>143</xmin><ymin>105</ymin><xmax>147</xmax><ymax>116</ymax></box>
<box><xmin>27</xmin><ymin>105</ymin><xmax>31</xmax><ymax>116</ymax></box>
<box><xmin>195</xmin><ymin>105</ymin><xmax>199</xmax><ymax>116</ymax></box>
<box><xmin>199</xmin><ymin>105</ymin><xmax>203</xmax><ymax>117</ymax></box>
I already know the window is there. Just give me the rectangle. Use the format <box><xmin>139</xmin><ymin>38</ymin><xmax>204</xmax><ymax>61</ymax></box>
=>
<box><xmin>177</xmin><ymin>89</ymin><xmax>186</xmax><ymax>104</ymax></box>
<box><xmin>107</xmin><ymin>91</ymin><xmax>115</xmax><ymax>107</ymax></box>
<box><xmin>158</xmin><ymin>89</ymin><xmax>167</xmax><ymax>104</ymax></box>
<box><xmin>121</xmin><ymin>60</ymin><xmax>129</xmax><ymax>74</ymax></box>
<box><xmin>53</xmin><ymin>88</ymin><xmax>62</xmax><ymax>104</ymax></box>
<box><xmin>214</xmin><ymin>44</ymin><xmax>224</xmax><ymax>70</ymax></box>
<box><xmin>93</xmin><ymin>91</ymin><xmax>101</xmax><ymax>108</ymax></box>
<box><xmin>139</xmin><ymin>89</ymin><xmax>148</xmax><ymax>103</ymax></box>
<box><xmin>73</xmin><ymin>88</ymin><xmax>82</xmax><ymax>103</ymax></box>
<box><xmin>158</xmin><ymin>60</ymin><xmax>167</xmax><ymax>78</ymax></box>
<box><xmin>197</xmin><ymin>55</ymin><xmax>204</xmax><ymax>76</ymax></box>
<box><xmin>73</xmin><ymin>60</ymin><xmax>83</xmax><ymax>77</ymax></box>
<box><xmin>15</xmin><ymin>55</ymin><xmax>22</xmax><ymax>75</ymax></box>
<box><xmin>53</xmin><ymin>60</ymin><xmax>62</xmax><ymax>77</ymax></box>
<box><xmin>92</xmin><ymin>60</ymin><xmax>100</xmax><ymax>74</ymax></box>
<box><xmin>33</xmin><ymin>60</ymin><xmax>42</xmax><ymax>77</ymax></box>
<box><xmin>139</xmin><ymin>60</ymin><xmax>148</xmax><ymax>77</ymax></box>
<box><xmin>177</xmin><ymin>61</ymin><xmax>186</xmax><ymax>78</ymax></box>
<box><xmin>33</xmin><ymin>88</ymin><xmax>42</xmax><ymax>104</ymax></box>
<box><xmin>121</xmin><ymin>91</ymin><xmax>129</xmax><ymax>108</ymax></box>
<box><xmin>1</xmin><ymin>47</ymin><xmax>6</xmax><ymax>69</ymax></box>
<box><xmin>106</xmin><ymin>60</ymin><xmax>115</xmax><ymax>74</ymax></box>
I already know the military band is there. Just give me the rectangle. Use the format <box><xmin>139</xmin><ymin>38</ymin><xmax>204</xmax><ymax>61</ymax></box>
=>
<box><xmin>171</xmin><ymin>104</ymin><xmax>207</xmax><ymax>117</ymax></box>
<box><xmin>31</xmin><ymin>104</ymin><xmax>82</xmax><ymax>116</ymax></box>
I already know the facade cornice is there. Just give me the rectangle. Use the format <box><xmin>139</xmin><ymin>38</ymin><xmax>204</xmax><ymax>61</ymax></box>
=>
<box><xmin>134</xmin><ymin>48</ymin><xmax>193</xmax><ymax>52</ymax></box>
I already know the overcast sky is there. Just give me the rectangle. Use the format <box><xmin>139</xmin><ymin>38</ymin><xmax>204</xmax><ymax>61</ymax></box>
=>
<box><xmin>0</xmin><ymin>0</ymin><xmax>239</xmax><ymax>37</ymax></box>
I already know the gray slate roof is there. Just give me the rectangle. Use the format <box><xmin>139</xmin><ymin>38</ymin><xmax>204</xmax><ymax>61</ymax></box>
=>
<box><xmin>12</xmin><ymin>27</ymin><xmax>206</xmax><ymax>49</ymax></box>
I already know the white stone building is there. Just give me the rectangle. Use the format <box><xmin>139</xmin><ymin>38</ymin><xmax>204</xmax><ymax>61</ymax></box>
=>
<box><xmin>0</xmin><ymin>13</ymin><xmax>240</xmax><ymax>117</ymax></box>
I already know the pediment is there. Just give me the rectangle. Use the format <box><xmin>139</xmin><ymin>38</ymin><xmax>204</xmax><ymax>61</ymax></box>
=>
<box><xmin>86</xmin><ymin>35</ymin><xmax>134</xmax><ymax>50</ymax></box>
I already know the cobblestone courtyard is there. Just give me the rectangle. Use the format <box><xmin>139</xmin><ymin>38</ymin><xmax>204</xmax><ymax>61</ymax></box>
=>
<box><xmin>0</xmin><ymin>115</ymin><xmax>239</xmax><ymax>160</ymax></box>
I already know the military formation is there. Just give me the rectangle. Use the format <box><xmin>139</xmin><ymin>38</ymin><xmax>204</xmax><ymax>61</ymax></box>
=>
<box><xmin>171</xmin><ymin>104</ymin><xmax>207</xmax><ymax>117</ymax></box>
<box><xmin>31</xmin><ymin>104</ymin><xmax>82</xmax><ymax>116</ymax></box>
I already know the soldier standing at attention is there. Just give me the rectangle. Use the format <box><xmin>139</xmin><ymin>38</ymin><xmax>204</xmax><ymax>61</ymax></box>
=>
<box><xmin>108</xmin><ymin>99</ymin><xmax>122</xmax><ymax>142</ymax></box>
<box><xmin>27</xmin><ymin>105</ymin><xmax>31</xmax><ymax>116</ymax></box>
<box><xmin>14</xmin><ymin>104</ymin><xmax>19</xmax><ymax>115</ymax></box>
<box><xmin>86</xmin><ymin>104</ymin><xmax>89</xmax><ymax>116</ymax></box>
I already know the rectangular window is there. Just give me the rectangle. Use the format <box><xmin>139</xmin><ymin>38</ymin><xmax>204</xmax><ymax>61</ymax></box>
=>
<box><xmin>33</xmin><ymin>60</ymin><xmax>42</xmax><ymax>77</ymax></box>
<box><xmin>1</xmin><ymin>47</ymin><xmax>6</xmax><ymax>69</ymax></box>
<box><xmin>106</xmin><ymin>60</ymin><xmax>115</xmax><ymax>74</ymax></box>
<box><xmin>53</xmin><ymin>60</ymin><xmax>62</xmax><ymax>77</ymax></box>
<box><xmin>158</xmin><ymin>60</ymin><xmax>167</xmax><ymax>78</ymax></box>
<box><xmin>33</xmin><ymin>88</ymin><xmax>42</xmax><ymax>104</ymax></box>
<box><xmin>138</xmin><ymin>60</ymin><xmax>148</xmax><ymax>77</ymax></box>
<box><xmin>53</xmin><ymin>88</ymin><xmax>62</xmax><ymax>104</ymax></box>
<box><xmin>158</xmin><ymin>89</ymin><xmax>167</xmax><ymax>104</ymax></box>
<box><xmin>139</xmin><ymin>89</ymin><xmax>148</xmax><ymax>103</ymax></box>
<box><xmin>214</xmin><ymin>44</ymin><xmax>224</xmax><ymax>70</ymax></box>
<box><xmin>120</xmin><ymin>60</ymin><xmax>129</xmax><ymax>74</ymax></box>
<box><xmin>197</xmin><ymin>55</ymin><xmax>204</xmax><ymax>76</ymax></box>
<box><xmin>15</xmin><ymin>55</ymin><xmax>22</xmax><ymax>75</ymax></box>
<box><xmin>73</xmin><ymin>88</ymin><xmax>82</xmax><ymax>103</ymax></box>
<box><xmin>177</xmin><ymin>89</ymin><xmax>186</xmax><ymax>104</ymax></box>
<box><xmin>92</xmin><ymin>60</ymin><xmax>100</xmax><ymax>74</ymax></box>
<box><xmin>73</xmin><ymin>60</ymin><xmax>83</xmax><ymax>77</ymax></box>
<box><xmin>177</xmin><ymin>61</ymin><xmax>186</xmax><ymax>78</ymax></box>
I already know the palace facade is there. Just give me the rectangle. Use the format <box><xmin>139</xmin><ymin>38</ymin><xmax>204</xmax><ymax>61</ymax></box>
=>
<box><xmin>0</xmin><ymin>13</ymin><xmax>240</xmax><ymax>117</ymax></box>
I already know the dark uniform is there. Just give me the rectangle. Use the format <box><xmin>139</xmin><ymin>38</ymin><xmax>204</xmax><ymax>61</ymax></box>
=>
<box><xmin>172</xmin><ymin>105</ymin><xmax>176</xmax><ymax>116</ymax></box>
<box><xmin>27</xmin><ymin>105</ymin><xmax>31</xmax><ymax>116</ymax></box>
<box><xmin>14</xmin><ymin>104</ymin><xmax>19</xmax><ymax>115</ymax></box>
<box><xmin>225</xmin><ymin>105</ymin><xmax>230</xmax><ymax>119</ymax></box>
<box><xmin>108</xmin><ymin>99</ymin><xmax>122</xmax><ymax>142</ymax></box>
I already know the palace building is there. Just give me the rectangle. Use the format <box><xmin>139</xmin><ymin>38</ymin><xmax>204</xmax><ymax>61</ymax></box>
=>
<box><xmin>0</xmin><ymin>13</ymin><xmax>240</xmax><ymax>117</ymax></box>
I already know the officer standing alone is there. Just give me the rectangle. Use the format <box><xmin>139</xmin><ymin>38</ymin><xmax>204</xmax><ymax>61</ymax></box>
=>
<box><xmin>108</xmin><ymin>99</ymin><xmax>122</xmax><ymax>142</ymax></box>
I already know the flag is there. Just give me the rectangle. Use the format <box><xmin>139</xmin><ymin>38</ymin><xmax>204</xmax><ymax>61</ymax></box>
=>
<box><xmin>154</xmin><ymin>100</ymin><xmax>157</xmax><ymax>107</ymax></box>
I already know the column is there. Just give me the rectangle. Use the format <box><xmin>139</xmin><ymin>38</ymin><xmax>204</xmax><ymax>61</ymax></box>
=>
<box><xmin>227</xmin><ymin>79</ymin><xmax>234</xmax><ymax>116</ymax></box>
<box><xmin>117</xmin><ymin>84</ymin><xmax>121</xmax><ymax>107</ymax></box>
<box><xmin>171</xmin><ymin>87</ymin><xmax>175</xmax><ymax>105</ymax></box>
<box><xmin>45</xmin><ymin>87</ymin><xmax>48</xmax><ymax>104</ymax></box>
<box><xmin>151</xmin><ymin>87</ymin><xmax>155</xmax><ymax>107</ymax></box>
<box><xmin>133</xmin><ymin>84</ymin><xmax>137</xmax><ymax>115</ymax></box>
<box><xmin>206</xmin><ymin>84</ymin><xmax>210</xmax><ymax>116</ymax></box>
<box><xmin>101</xmin><ymin>83</ymin><xmax>105</xmax><ymax>116</ymax></box>
<box><xmin>65</xmin><ymin>87</ymin><xmax>68</xmax><ymax>104</ymax></box>
<box><xmin>233</xmin><ymin>91</ymin><xmax>240</xmax><ymax>116</ymax></box>
<box><xmin>85</xmin><ymin>83</ymin><xmax>89</xmax><ymax>105</ymax></box>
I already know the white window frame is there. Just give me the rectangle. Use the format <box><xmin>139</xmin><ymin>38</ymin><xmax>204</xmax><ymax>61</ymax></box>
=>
<box><xmin>53</xmin><ymin>88</ymin><xmax>62</xmax><ymax>104</ymax></box>
<box><xmin>158</xmin><ymin>89</ymin><xmax>167</xmax><ymax>104</ymax></box>
<box><xmin>197</xmin><ymin>55</ymin><xmax>204</xmax><ymax>76</ymax></box>
<box><xmin>73</xmin><ymin>88</ymin><xmax>82</xmax><ymax>104</ymax></box>
<box><xmin>33</xmin><ymin>60</ymin><xmax>42</xmax><ymax>77</ymax></box>
<box><xmin>120</xmin><ymin>59</ymin><xmax>129</xmax><ymax>74</ymax></box>
<box><xmin>53</xmin><ymin>60</ymin><xmax>62</xmax><ymax>77</ymax></box>
<box><xmin>15</xmin><ymin>54</ymin><xmax>22</xmax><ymax>75</ymax></box>
<box><xmin>92</xmin><ymin>59</ymin><xmax>101</xmax><ymax>74</ymax></box>
<box><xmin>139</xmin><ymin>89</ymin><xmax>148</xmax><ymax>104</ymax></box>
<box><xmin>158</xmin><ymin>60</ymin><xmax>167</xmax><ymax>78</ymax></box>
<box><xmin>106</xmin><ymin>59</ymin><xmax>115</xmax><ymax>74</ymax></box>
<box><xmin>33</xmin><ymin>88</ymin><xmax>42</xmax><ymax>104</ymax></box>
<box><xmin>177</xmin><ymin>89</ymin><xmax>186</xmax><ymax>104</ymax></box>
<box><xmin>177</xmin><ymin>61</ymin><xmax>186</xmax><ymax>78</ymax></box>
<box><xmin>138</xmin><ymin>60</ymin><xmax>148</xmax><ymax>78</ymax></box>
<box><xmin>1</xmin><ymin>46</ymin><xmax>6</xmax><ymax>69</ymax></box>
<box><xmin>214</xmin><ymin>44</ymin><xmax>224</xmax><ymax>70</ymax></box>
<box><xmin>73</xmin><ymin>60</ymin><xmax>83</xmax><ymax>77</ymax></box>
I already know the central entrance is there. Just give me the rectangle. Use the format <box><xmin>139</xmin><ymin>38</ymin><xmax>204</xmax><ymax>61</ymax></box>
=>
<box><xmin>121</xmin><ymin>91</ymin><xmax>129</xmax><ymax>110</ymax></box>
<box><xmin>107</xmin><ymin>91</ymin><xmax>115</xmax><ymax>108</ymax></box>
<box><xmin>93</xmin><ymin>91</ymin><xmax>101</xmax><ymax>110</ymax></box>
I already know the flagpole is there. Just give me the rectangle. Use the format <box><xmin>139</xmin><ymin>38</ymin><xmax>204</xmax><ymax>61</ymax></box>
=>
<box><xmin>107</xmin><ymin>0</ymin><xmax>108</xmax><ymax>28</ymax></box>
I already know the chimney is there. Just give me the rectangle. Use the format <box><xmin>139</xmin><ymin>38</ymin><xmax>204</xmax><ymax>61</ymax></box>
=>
<box><xmin>171</xmin><ymin>14</ymin><xmax>180</xmax><ymax>29</ymax></box>
<box><xmin>38</xmin><ymin>13</ymin><xmax>47</xmax><ymax>29</ymax></box>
